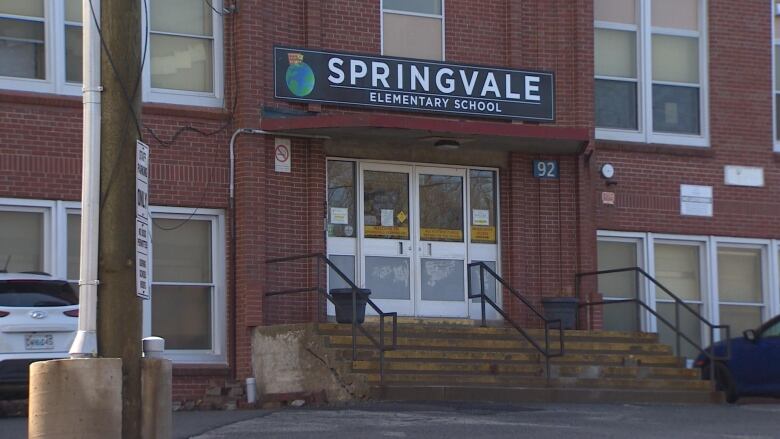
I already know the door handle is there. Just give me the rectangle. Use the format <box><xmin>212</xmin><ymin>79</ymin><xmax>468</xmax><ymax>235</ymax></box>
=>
<box><xmin>427</xmin><ymin>243</ymin><xmax>432</xmax><ymax>256</ymax></box>
<box><xmin>399</xmin><ymin>242</ymin><xmax>404</xmax><ymax>255</ymax></box>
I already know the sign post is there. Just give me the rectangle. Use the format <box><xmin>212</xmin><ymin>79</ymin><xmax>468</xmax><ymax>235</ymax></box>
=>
<box><xmin>136</xmin><ymin>140</ymin><xmax>150</xmax><ymax>300</ymax></box>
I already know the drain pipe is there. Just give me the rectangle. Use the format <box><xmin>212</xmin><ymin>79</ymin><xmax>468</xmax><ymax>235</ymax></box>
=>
<box><xmin>228</xmin><ymin>127</ymin><xmax>329</xmax><ymax>380</ymax></box>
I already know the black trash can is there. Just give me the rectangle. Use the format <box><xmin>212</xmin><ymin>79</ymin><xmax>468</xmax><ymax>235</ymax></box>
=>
<box><xmin>330</xmin><ymin>288</ymin><xmax>371</xmax><ymax>324</ymax></box>
<box><xmin>541</xmin><ymin>297</ymin><xmax>579</xmax><ymax>330</ymax></box>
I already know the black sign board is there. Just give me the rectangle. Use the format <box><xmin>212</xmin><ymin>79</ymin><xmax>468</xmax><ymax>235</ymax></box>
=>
<box><xmin>274</xmin><ymin>47</ymin><xmax>555</xmax><ymax>121</ymax></box>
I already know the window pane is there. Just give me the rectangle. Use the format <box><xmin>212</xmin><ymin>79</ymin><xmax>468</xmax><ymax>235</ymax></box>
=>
<box><xmin>383</xmin><ymin>0</ymin><xmax>441</xmax><ymax>15</ymax></box>
<box><xmin>595</xmin><ymin>79</ymin><xmax>638</xmax><ymax>130</ymax></box>
<box><xmin>657</xmin><ymin>302</ymin><xmax>702</xmax><ymax>359</ymax></box>
<box><xmin>0</xmin><ymin>211</ymin><xmax>43</xmax><ymax>273</ymax></box>
<box><xmin>363</xmin><ymin>171</ymin><xmax>409</xmax><ymax>240</ymax></box>
<box><xmin>153</xmin><ymin>219</ymin><xmax>212</xmax><ymax>283</ymax></box>
<box><xmin>328</xmin><ymin>255</ymin><xmax>356</xmax><ymax>291</ymax></box>
<box><xmin>719</xmin><ymin>305</ymin><xmax>762</xmax><ymax>337</ymax></box>
<box><xmin>0</xmin><ymin>18</ymin><xmax>45</xmax><ymax>79</ymax></box>
<box><xmin>67</xmin><ymin>214</ymin><xmax>81</xmax><ymax>281</ymax></box>
<box><xmin>654</xmin><ymin>244</ymin><xmax>700</xmax><ymax>301</ymax></box>
<box><xmin>604</xmin><ymin>301</ymin><xmax>639</xmax><ymax>332</ymax></box>
<box><xmin>595</xmin><ymin>29</ymin><xmax>637</xmax><ymax>78</ymax></box>
<box><xmin>66</xmin><ymin>25</ymin><xmax>83</xmax><ymax>83</ymax></box>
<box><xmin>365</xmin><ymin>256</ymin><xmax>410</xmax><ymax>300</ymax></box>
<box><xmin>383</xmin><ymin>13</ymin><xmax>442</xmax><ymax>60</ymax></box>
<box><xmin>65</xmin><ymin>0</ymin><xmax>81</xmax><ymax>23</ymax></box>
<box><xmin>594</xmin><ymin>0</ymin><xmax>636</xmax><ymax>24</ymax></box>
<box><xmin>717</xmin><ymin>247</ymin><xmax>762</xmax><ymax>303</ymax></box>
<box><xmin>652</xmin><ymin>35</ymin><xmax>699</xmax><ymax>83</ymax></box>
<box><xmin>0</xmin><ymin>0</ymin><xmax>44</xmax><ymax>17</ymax></box>
<box><xmin>421</xmin><ymin>259</ymin><xmax>465</xmax><ymax>302</ymax></box>
<box><xmin>652</xmin><ymin>84</ymin><xmax>700</xmax><ymax>134</ymax></box>
<box><xmin>151</xmin><ymin>0</ymin><xmax>212</xmax><ymax>36</ymax></box>
<box><xmin>469</xmin><ymin>170</ymin><xmax>496</xmax><ymax>244</ymax></box>
<box><xmin>652</xmin><ymin>0</ymin><xmax>698</xmax><ymax>31</ymax></box>
<box><xmin>151</xmin><ymin>34</ymin><xmax>213</xmax><ymax>92</ymax></box>
<box><xmin>152</xmin><ymin>285</ymin><xmax>212</xmax><ymax>350</ymax></box>
<box><xmin>597</xmin><ymin>241</ymin><xmax>638</xmax><ymax>299</ymax></box>
<box><xmin>775</xmin><ymin>46</ymin><xmax>780</xmax><ymax>92</ymax></box>
<box><xmin>419</xmin><ymin>174</ymin><xmax>463</xmax><ymax>243</ymax></box>
<box><xmin>469</xmin><ymin>261</ymin><xmax>497</xmax><ymax>303</ymax></box>
<box><xmin>327</xmin><ymin>161</ymin><xmax>356</xmax><ymax>238</ymax></box>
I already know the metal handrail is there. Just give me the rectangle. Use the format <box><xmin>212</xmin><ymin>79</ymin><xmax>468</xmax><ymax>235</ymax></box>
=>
<box><xmin>467</xmin><ymin>262</ymin><xmax>564</xmax><ymax>380</ymax></box>
<box><xmin>575</xmin><ymin>267</ymin><xmax>731</xmax><ymax>391</ymax></box>
<box><xmin>265</xmin><ymin>253</ymin><xmax>398</xmax><ymax>385</ymax></box>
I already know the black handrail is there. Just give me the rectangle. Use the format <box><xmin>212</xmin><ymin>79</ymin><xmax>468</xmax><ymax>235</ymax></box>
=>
<box><xmin>575</xmin><ymin>267</ymin><xmax>731</xmax><ymax>392</ymax></box>
<box><xmin>265</xmin><ymin>253</ymin><xmax>398</xmax><ymax>385</ymax></box>
<box><xmin>467</xmin><ymin>262</ymin><xmax>564</xmax><ymax>380</ymax></box>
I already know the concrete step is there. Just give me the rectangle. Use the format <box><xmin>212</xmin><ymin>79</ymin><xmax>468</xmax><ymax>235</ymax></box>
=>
<box><xmin>371</xmin><ymin>385</ymin><xmax>723</xmax><ymax>404</ymax></box>
<box><xmin>340</xmin><ymin>348</ymin><xmax>684</xmax><ymax>368</ymax></box>
<box><xmin>324</xmin><ymin>335</ymin><xmax>674</xmax><ymax>355</ymax></box>
<box><xmin>352</xmin><ymin>360</ymin><xmax>700</xmax><ymax>380</ymax></box>
<box><xmin>318</xmin><ymin>322</ymin><xmax>660</xmax><ymax>344</ymax></box>
<box><xmin>364</xmin><ymin>373</ymin><xmax>712</xmax><ymax>391</ymax></box>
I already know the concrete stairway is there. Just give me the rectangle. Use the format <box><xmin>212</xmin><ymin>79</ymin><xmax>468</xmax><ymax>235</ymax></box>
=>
<box><xmin>316</xmin><ymin>318</ymin><xmax>722</xmax><ymax>404</ymax></box>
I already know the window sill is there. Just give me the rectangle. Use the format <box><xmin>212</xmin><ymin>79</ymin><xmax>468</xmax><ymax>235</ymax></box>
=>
<box><xmin>596</xmin><ymin>139</ymin><xmax>716</xmax><ymax>158</ymax></box>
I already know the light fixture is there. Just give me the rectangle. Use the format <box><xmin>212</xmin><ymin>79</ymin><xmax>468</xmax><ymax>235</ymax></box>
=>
<box><xmin>434</xmin><ymin>139</ymin><xmax>460</xmax><ymax>150</ymax></box>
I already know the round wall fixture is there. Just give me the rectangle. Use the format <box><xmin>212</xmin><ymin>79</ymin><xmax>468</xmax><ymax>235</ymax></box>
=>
<box><xmin>600</xmin><ymin>163</ymin><xmax>615</xmax><ymax>179</ymax></box>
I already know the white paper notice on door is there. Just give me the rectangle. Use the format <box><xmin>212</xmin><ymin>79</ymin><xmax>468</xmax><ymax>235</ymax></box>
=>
<box><xmin>330</xmin><ymin>207</ymin><xmax>349</xmax><ymax>225</ymax></box>
<box><xmin>472</xmin><ymin>209</ymin><xmax>490</xmax><ymax>226</ymax></box>
<box><xmin>381</xmin><ymin>209</ymin><xmax>394</xmax><ymax>227</ymax></box>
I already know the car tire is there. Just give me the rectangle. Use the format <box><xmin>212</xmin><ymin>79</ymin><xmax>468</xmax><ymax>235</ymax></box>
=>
<box><xmin>714</xmin><ymin>362</ymin><xmax>738</xmax><ymax>404</ymax></box>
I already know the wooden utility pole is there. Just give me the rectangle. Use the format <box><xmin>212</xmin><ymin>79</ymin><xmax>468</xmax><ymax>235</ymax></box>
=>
<box><xmin>97</xmin><ymin>0</ymin><xmax>143</xmax><ymax>437</ymax></box>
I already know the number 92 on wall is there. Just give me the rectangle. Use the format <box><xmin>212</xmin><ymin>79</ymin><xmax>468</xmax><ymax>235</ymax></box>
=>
<box><xmin>533</xmin><ymin>160</ymin><xmax>559</xmax><ymax>179</ymax></box>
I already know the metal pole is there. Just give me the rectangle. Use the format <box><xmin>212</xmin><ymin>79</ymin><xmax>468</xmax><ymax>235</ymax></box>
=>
<box><xmin>479</xmin><ymin>264</ymin><xmax>486</xmax><ymax>327</ymax></box>
<box><xmin>634</xmin><ymin>270</ymin><xmax>641</xmax><ymax>331</ymax></box>
<box><xmin>69</xmin><ymin>0</ymin><xmax>101</xmax><ymax>359</ymax></box>
<box><xmin>352</xmin><ymin>287</ymin><xmax>357</xmax><ymax>361</ymax></box>
<box><xmin>675</xmin><ymin>301</ymin><xmax>681</xmax><ymax>357</ymax></box>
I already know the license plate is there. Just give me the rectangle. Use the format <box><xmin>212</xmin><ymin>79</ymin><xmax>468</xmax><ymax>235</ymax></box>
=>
<box><xmin>25</xmin><ymin>334</ymin><xmax>54</xmax><ymax>350</ymax></box>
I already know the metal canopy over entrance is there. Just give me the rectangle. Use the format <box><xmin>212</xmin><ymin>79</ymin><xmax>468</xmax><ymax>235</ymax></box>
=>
<box><xmin>326</xmin><ymin>159</ymin><xmax>500</xmax><ymax>318</ymax></box>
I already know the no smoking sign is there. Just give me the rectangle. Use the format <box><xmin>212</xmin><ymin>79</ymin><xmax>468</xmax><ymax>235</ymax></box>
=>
<box><xmin>274</xmin><ymin>138</ymin><xmax>291</xmax><ymax>173</ymax></box>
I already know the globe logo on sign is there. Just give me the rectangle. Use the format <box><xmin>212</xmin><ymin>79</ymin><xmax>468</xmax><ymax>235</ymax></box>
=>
<box><xmin>285</xmin><ymin>52</ymin><xmax>315</xmax><ymax>97</ymax></box>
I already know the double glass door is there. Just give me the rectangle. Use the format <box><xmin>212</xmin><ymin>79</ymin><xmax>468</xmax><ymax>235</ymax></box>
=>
<box><xmin>327</xmin><ymin>160</ymin><xmax>499</xmax><ymax>318</ymax></box>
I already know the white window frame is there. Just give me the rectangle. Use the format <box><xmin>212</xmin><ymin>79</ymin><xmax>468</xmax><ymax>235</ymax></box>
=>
<box><xmin>595</xmin><ymin>0</ymin><xmax>710</xmax><ymax>147</ymax></box>
<box><xmin>145</xmin><ymin>206</ymin><xmax>227</xmax><ymax>364</ymax></box>
<box><xmin>0</xmin><ymin>0</ymin><xmax>224</xmax><ymax>108</ymax></box>
<box><xmin>380</xmin><ymin>0</ymin><xmax>446</xmax><ymax>61</ymax></box>
<box><xmin>0</xmin><ymin>198</ymin><xmax>227</xmax><ymax>364</ymax></box>
<box><xmin>596</xmin><ymin>231</ymin><xmax>649</xmax><ymax>330</ymax></box>
<box><xmin>141</xmin><ymin>0</ymin><xmax>225</xmax><ymax>107</ymax></box>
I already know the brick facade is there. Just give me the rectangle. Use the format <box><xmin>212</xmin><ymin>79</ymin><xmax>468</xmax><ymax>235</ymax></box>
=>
<box><xmin>1</xmin><ymin>0</ymin><xmax>775</xmax><ymax>400</ymax></box>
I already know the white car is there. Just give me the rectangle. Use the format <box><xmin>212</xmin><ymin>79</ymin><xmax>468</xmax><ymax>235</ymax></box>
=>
<box><xmin>0</xmin><ymin>273</ymin><xmax>78</xmax><ymax>384</ymax></box>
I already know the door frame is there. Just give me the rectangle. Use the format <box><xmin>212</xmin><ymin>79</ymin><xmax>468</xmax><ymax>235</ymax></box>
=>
<box><xmin>325</xmin><ymin>157</ymin><xmax>502</xmax><ymax>319</ymax></box>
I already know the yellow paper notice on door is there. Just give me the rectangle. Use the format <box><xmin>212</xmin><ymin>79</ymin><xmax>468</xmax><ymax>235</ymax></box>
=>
<box><xmin>420</xmin><ymin>228</ymin><xmax>463</xmax><ymax>241</ymax></box>
<box><xmin>471</xmin><ymin>226</ymin><xmax>496</xmax><ymax>243</ymax></box>
<box><xmin>365</xmin><ymin>225</ymin><xmax>409</xmax><ymax>239</ymax></box>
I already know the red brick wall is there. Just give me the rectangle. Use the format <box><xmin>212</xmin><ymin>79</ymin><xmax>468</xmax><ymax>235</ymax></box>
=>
<box><xmin>595</xmin><ymin>1</ymin><xmax>779</xmax><ymax>238</ymax></box>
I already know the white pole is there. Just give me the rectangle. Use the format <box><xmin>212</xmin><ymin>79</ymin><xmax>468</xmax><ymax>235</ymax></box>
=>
<box><xmin>70</xmin><ymin>0</ymin><xmax>101</xmax><ymax>358</ymax></box>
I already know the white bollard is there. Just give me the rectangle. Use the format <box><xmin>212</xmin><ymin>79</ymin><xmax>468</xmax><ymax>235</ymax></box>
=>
<box><xmin>142</xmin><ymin>336</ymin><xmax>165</xmax><ymax>358</ymax></box>
<box><xmin>246</xmin><ymin>377</ymin><xmax>257</xmax><ymax>404</ymax></box>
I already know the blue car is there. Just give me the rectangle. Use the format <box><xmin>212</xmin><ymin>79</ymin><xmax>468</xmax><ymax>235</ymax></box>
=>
<box><xmin>695</xmin><ymin>315</ymin><xmax>780</xmax><ymax>403</ymax></box>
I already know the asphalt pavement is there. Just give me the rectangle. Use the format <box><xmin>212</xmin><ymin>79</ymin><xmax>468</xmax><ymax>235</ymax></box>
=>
<box><xmin>1</xmin><ymin>400</ymin><xmax>779</xmax><ymax>438</ymax></box>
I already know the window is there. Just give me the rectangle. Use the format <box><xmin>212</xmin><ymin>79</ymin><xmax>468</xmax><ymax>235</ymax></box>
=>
<box><xmin>594</xmin><ymin>0</ymin><xmax>708</xmax><ymax>146</ymax></box>
<box><xmin>382</xmin><ymin>0</ymin><xmax>444</xmax><ymax>60</ymax></box>
<box><xmin>717</xmin><ymin>246</ymin><xmax>766</xmax><ymax>337</ymax></box>
<box><xmin>653</xmin><ymin>242</ymin><xmax>704</xmax><ymax>359</ymax></box>
<box><xmin>597</xmin><ymin>238</ymin><xmax>643</xmax><ymax>332</ymax></box>
<box><xmin>145</xmin><ymin>0</ymin><xmax>224</xmax><ymax>106</ymax></box>
<box><xmin>0</xmin><ymin>0</ymin><xmax>223</xmax><ymax>107</ymax></box>
<box><xmin>0</xmin><ymin>198</ymin><xmax>226</xmax><ymax>363</ymax></box>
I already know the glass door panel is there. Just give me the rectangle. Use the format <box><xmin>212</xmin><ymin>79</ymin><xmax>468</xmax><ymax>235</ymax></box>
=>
<box><xmin>361</xmin><ymin>163</ymin><xmax>414</xmax><ymax>315</ymax></box>
<box><xmin>326</xmin><ymin>161</ymin><xmax>358</xmax><ymax>317</ymax></box>
<box><xmin>415</xmin><ymin>166</ymin><xmax>467</xmax><ymax>317</ymax></box>
<box><xmin>468</xmin><ymin>170</ymin><xmax>499</xmax><ymax>319</ymax></box>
